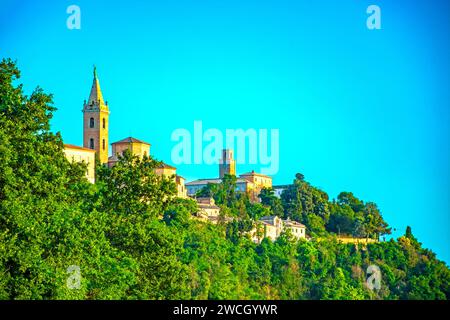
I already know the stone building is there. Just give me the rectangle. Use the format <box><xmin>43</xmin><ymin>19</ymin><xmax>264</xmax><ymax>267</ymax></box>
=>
<box><xmin>82</xmin><ymin>67</ymin><xmax>109</xmax><ymax>164</ymax></box>
<box><xmin>219</xmin><ymin>149</ymin><xmax>236</xmax><ymax>178</ymax></box>
<box><xmin>63</xmin><ymin>144</ymin><xmax>96</xmax><ymax>183</ymax></box>
<box><xmin>108</xmin><ymin>137</ymin><xmax>151</xmax><ymax>167</ymax></box>
<box><xmin>155</xmin><ymin>162</ymin><xmax>187</xmax><ymax>199</ymax></box>
<box><xmin>63</xmin><ymin>67</ymin><xmax>186</xmax><ymax>198</ymax></box>
<box><xmin>186</xmin><ymin>149</ymin><xmax>272</xmax><ymax>202</ymax></box>
<box><xmin>250</xmin><ymin>215</ymin><xmax>307</xmax><ymax>243</ymax></box>
<box><xmin>197</xmin><ymin>197</ymin><xmax>220</xmax><ymax>218</ymax></box>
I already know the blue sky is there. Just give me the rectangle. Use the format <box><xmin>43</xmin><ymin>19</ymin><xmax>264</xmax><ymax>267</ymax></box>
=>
<box><xmin>1</xmin><ymin>0</ymin><xmax>449</xmax><ymax>263</ymax></box>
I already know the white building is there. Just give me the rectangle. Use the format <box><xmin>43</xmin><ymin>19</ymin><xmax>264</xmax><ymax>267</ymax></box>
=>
<box><xmin>63</xmin><ymin>144</ymin><xmax>96</xmax><ymax>184</ymax></box>
<box><xmin>250</xmin><ymin>215</ymin><xmax>307</xmax><ymax>243</ymax></box>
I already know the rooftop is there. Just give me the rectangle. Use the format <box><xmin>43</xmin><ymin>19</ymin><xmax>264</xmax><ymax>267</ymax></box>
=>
<box><xmin>186</xmin><ymin>178</ymin><xmax>222</xmax><ymax>186</ymax></box>
<box><xmin>64</xmin><ymin>144</ymin><xmax>96</xmax><ymax>153</ymax></box>
<box><xmin>240</xmin><ymin>170</ymin><xmax>271</xmax><ymax>178</ymax></box>
<box><xmin>186</xmin><ymin>178</ymin><xmax>252</xmax><ymax>186</ymax></box>
<box><xmin>111</xmin><ymin>137</ymin><xmax>151</xmax><ymax>145</ymax></box>
<box><xmin>157</xmin><ymin>162</ymin><xmax>177</xmax><ymax>170</ymax></box>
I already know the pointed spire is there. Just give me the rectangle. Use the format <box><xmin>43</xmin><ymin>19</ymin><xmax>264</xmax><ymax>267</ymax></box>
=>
<box><xmin>87</xmin><ymin>65</ymin><xmax>107</xmax><ymax>109</ymax></box>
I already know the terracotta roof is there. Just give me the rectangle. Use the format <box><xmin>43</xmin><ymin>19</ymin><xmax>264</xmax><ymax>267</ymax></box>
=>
<box><xmin>240</xmin><ymin>171</ymin><xmax>271</xmax><ymax>178</ymax></box>
<box><xmin>64</xmin><ymin>144</ymin><xmax>96</xmax><ymax>153</ymax></box>
<box><xmin>111</xmin><ymin>137</ymin><xmax>151</xmax><ymax>145</ymax></box>
<box><xmin>157</xmin><ymin>162</ymin><xmax>176</xmax><ymax>170</ymax></box>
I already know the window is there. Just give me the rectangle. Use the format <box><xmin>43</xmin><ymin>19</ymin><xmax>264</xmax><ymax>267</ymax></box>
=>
<box><xmin>102</xmin><ymin>139</ymin><xmax>105</xmax><ymax>150</ymax></box>
<box><xmin>102</xmin><ymin>118</ymin><xmax>106</xmax><ymax>129</ymax></box>
<box><xmin>89</xmin><ymin>117</ymin><xmax>95</xmax><ymax>128</ymax></box>
<box><xmin>89</xmin><ymin>138</ymin><xmax>94</xmax><ymax>149</ymax></box>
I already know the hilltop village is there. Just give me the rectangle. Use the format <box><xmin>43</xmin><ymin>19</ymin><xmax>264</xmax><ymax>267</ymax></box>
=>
<box><xmin>63</xmin><ymin>69</ymin><xmax>310</xmax><ymax>243</ymax></box>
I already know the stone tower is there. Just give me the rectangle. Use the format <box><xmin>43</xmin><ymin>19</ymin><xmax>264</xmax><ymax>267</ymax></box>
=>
<box><xmin>219</xmin><ymin>149</ymin><xmax>236</xmax><ymax>178</ymax></box>
<box><xmin>83</xmin><ymin>66</ymin><xmax>109</xmax><ymax>164</ymax></box>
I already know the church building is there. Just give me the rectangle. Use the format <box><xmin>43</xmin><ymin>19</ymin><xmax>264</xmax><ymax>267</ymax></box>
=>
<box><xmin>63</xmin><ymin>67</ymin><xmax>186</xmax><ymax>198</ymax></box>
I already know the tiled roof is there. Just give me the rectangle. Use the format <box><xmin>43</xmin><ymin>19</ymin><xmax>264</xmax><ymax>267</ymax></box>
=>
<box><xmin>157</xmin><ymin>162</ymin><xmax>176</xmax><ymax>170</ymax></box>
<box><xmin>186</xmin><ymin>178</ymin><xmax>222</xmax><ymax>186</ymax></box>
<box><xmin>64</xmin><ymin>144</ymin><xmax>96</xmax><ymax>152</ymax></box>
<box><xmin>111</xmin><ymin>137</ymin><xmax>151</xmax><ymax>145</ymax></box>
<box><xmin>186</xmin><ymin>178</ymin><xmax>251</xmax><ymax>186</ymax></box>
<box><xmin>240</xmin><ymin>171</ymin><xmax>271</xmax><ymax>178</ymax></box>
<box><xmin>284</xmin><ymin>220</ymin><xmax>306</xmax><ymax>228</ymax></box>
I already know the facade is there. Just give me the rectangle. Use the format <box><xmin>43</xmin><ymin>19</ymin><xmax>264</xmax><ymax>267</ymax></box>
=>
<box><xmin>176</xmin><ymin>175</ymin><xmax>187</xmax><ymax>199</ymax></box>
<box><xmin>192</xmin><ymin>197</ymin><xmax>231</xmax><ymax>224</ymax></box>
<box><xmin>154</xmin><ymin>162</ymin><xmax>187</xmax><ymax>199</ymax></box>
<box><xmin>154</xmin><ymin>162</ymin><xmax>176</xmax><ymax>177</ymax></box>
<box><xmin>64</xmin><ymin>67</ymin><xmax>187</xmax><ymax>199</ymax></box>
<box><xmin>83</xmin><ymin>67</ymin><xmax>109</xmax><ymax>164</ymax></box>
<box><xmin>197</xmin><ymin>197</ymin><xmax>220</xmax><ymax>217</ymax></box>
<box><xmin>250</xmin><ymin>215</ymin><xmax>307</xmax><ymax>243</ymax></box>
<box><xmin>259</xmin><ymin>216</ymin><xmax>283</xmax><ymax>241</ymax></box>
<box><xmin>63</xmin><ymin>144</ymin><xmax>96</xmax><ymax>183</ymax></box>
<box><xmin>186</xmin><ymin>177</ymin><xmax>252</xmax><ymax>197</ymax></box>
<box><xmin>186</xmin><ymin>150</ymin><xmax>272</xmax><ymax>202</ymax></box>
<box><xmin>108</xmin><ymin>137</ymin><xmax>151</xmax><ymax>167</ymax></box>
<box><xmin>284</xmin><ymin>218</ymin><xmax>307</xmax><ymax>240</ymax></box>
<box><xmin>219</xmin><ymin>149</ymin><xmax>236</xmax><ymax>178</ymax></box>
<box><xmin>108</xmin><ymin>141</ymin><xmax>187</xmax><ymax>198</ymax></box>
<box><xmin>239</xmin><ymin>170</ymin><xmax>272</xmax><ymax>201</ymax></box>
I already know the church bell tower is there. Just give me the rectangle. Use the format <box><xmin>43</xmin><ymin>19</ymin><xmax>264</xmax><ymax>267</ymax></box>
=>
<box><xmin>219</xmin><ymin>149</ymin><xmax>236</xmax><ymax>178</ymax></box>
<box><xmin>83</xmin><ymin>66</ymin><xmax>110</xmax><ymax>164</ymax></box>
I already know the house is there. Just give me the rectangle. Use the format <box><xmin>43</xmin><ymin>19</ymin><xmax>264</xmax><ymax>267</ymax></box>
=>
<box><xmin>197</xmin><ymin>197</ymin><xmax>220</xmax><ymax>217</ymax></box>
<box><xmin>250</xmin><ymin>215</ymin><xmax>307</xmax><ymax>243</ymax></box>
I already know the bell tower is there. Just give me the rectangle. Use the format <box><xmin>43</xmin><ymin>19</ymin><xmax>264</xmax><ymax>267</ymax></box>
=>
<box><xmin>83</xmin><ymin>66</ymin><xmax>110</xmax><ymax>164</ymax></box>
<box><xmin>219</xmin><ymin>149</ymin><xmax>236</xmax><ymax>178</ymax></box>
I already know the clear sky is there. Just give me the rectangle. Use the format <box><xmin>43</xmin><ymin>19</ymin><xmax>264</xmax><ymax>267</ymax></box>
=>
<box><xmin>1</xmin><ymin>0</ymin><xmax>449</xmax><ymax>263</ymax></box>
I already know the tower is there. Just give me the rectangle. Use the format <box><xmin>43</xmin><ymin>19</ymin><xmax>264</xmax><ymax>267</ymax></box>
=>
<box><xmin>219</xmin><ymin>149</ymin><xmax>236</xmax><ymax>178</ymax></box>
<box><xmin>83</xmin><ymin>66</ymin><xmax>110</xmax><ymax>164</ymax></box>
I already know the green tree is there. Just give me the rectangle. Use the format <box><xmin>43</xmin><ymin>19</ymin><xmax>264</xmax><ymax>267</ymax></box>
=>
<box><xmin>0</xmin><ymin>59</ymin><xmax>134</xmax><ymax>299</ymax></box>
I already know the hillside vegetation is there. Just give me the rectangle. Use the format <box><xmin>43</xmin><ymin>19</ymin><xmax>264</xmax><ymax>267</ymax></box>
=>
<box><xmin>1</xmin><ymin>59</ymin><xmax>449</xmax><ymax>300</ymax></box>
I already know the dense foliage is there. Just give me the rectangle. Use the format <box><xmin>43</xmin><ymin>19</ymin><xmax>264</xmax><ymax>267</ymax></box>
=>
<box><xmin>1</xmin><ymin>59</ymin><xmax>449</xmax><ymax>300</ymax></box>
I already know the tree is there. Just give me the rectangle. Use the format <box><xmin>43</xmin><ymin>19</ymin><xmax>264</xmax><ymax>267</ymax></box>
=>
<box><xmin>2</xmin><ymin>59</ymin><xmax>449</xmax><ymax>301</ymax></box>
<box><xmin>96</xmin><ymin>151</ymin><xmax>190</xmax><ymax>299</ymax></box>
<box><xmin>281</xmin><ymin>174</ymin><xmax>329</xmax><ymax>233</ymax></box>
<box><xmin>0</xmin><ymin>59</ymin><xmax>134</xmax><ymax>299</ymax></box>
<box><xmin>259</xmin><ymin>188</ymin><xmax>284</xmax><ymax>217</ymax></box>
